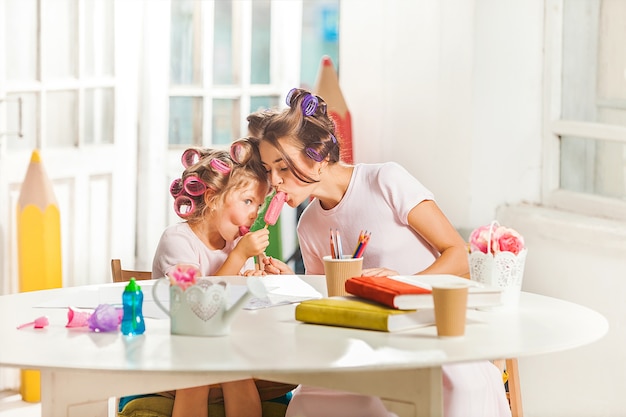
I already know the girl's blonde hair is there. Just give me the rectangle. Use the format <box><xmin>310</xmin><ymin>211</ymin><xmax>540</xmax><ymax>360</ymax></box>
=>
<box><xmin>171</xmin><ymin>140</ymin><xmax>270</xmax><ymax>223</ymax></box>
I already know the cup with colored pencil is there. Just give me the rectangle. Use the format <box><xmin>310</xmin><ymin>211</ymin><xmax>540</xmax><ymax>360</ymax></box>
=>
<box><xmin>323</xmin><ymin>255</ymin><xmax>363</xmax><ymax>297</ymax></box>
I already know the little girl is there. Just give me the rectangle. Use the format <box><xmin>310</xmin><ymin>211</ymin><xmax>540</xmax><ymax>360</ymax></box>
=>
<box><xmin>151</xmin><ymin>141</ymin><xmax>290</xmax><ymax>417</ymax></box>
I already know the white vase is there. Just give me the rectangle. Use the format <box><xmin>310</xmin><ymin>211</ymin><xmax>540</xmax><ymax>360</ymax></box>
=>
<box><xmin>468</xmin><ymin>248</ymin><xmax>527</xmax><ymax>311</ymax></box>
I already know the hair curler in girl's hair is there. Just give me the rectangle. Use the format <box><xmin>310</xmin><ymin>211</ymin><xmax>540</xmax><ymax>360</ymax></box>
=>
<box><xmin>181</xmin><ymin>148</ymin><xmax>202</xmax><ymax>168</ymax></box>
<box><xmin>173</xmin><ymin>195</ymin><xmax>195</xmax><ymax>218</ymax></box>
<box><xmin>170</xmin><ymin>176</ymin><xmax>208</xmax><ymax>198</ymax></box>
<box><xmin>209</xmin><ymin>158</ymin><xmax>231</xmax><ymax>175</ymax></box>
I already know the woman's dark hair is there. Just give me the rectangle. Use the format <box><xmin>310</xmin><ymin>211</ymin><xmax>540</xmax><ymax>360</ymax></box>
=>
<box><xmin>254</xmin><ymin>88</ymin><xmax>341</xmax><ymax>184</ymax></box>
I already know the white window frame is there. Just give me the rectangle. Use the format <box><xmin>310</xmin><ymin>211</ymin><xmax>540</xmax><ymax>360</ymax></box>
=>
<box><xmin>167</xmin><ymin>0</ymin><xmax>301</xmax><ymax>152</ymax></box>
<box><xmin>542</xmin><ymin>0</ymin><xmax>626</xmax><ymax>222</ymax></box>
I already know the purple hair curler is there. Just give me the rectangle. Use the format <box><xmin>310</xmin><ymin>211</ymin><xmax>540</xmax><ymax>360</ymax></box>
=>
<box><xmin>305</xmin><ymin>147</ymin><xmax>324</xmax><ymax>162</ymax></box>
<box><xmin>301</xmin><ymin>94</ymin><xmax>319</xmax><ymax>116</ymax></box>
<box><xmin>285</xmin><ymin>88</ymin><xmax>297</xmax><ymax>106</ymax></box>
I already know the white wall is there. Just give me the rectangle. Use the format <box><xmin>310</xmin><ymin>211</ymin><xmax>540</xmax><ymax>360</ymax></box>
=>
<box><xmin>341</xmin><ymin>1</ymin><xmax>623</xmax><ymax>416</ymax></box>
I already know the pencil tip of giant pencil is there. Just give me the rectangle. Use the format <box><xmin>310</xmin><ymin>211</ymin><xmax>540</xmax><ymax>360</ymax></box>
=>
<box><xmin>31</xmin><ymin>149</ymin><xmax>41</xmax><ymax>163</ymax></box>
<box><xmin>322</xmin><ymin>55</ymin><xmax>333</xmax><ymax>66</ymax></box>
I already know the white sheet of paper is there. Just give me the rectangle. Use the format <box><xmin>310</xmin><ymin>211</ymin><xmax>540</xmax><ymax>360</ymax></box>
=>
<box><xmin>34</xmin><ymin>276</ymin><xmax>322</xmax><ymax>319</ymax></box>
<box><xmin>244</xmin><ymin>274</ymin><xmax>322</xmax><ymax>310</ymax></box>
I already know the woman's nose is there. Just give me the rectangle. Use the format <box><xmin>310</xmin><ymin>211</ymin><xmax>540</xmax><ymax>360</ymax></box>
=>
<box><xmin>269</xmin><ymin>169</ymin><xmax>282</xmax><ymax>186</ymax></box>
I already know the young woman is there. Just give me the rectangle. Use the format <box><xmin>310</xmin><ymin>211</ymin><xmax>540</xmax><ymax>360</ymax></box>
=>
<box><xmin>249</xmin><ymin>88</ymin><xmax>511</xmax><ymax>417</ymax></box>
<box><xmin>151</xmin><ymin>143</ymin><xmax>291</xmax><ymax>417</ymax></box>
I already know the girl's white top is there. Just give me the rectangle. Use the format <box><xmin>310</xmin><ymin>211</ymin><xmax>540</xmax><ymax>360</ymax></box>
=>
<box><xmin>152</xmin><ymin>222</ymin><xmax>253</xmax><ymax>279</ymax></box>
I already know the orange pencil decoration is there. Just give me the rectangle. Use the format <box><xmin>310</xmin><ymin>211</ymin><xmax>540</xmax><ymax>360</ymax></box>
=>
<box><xmin>313</xmin><ymin>55</ymin><xmax>354</xmax><ymax>164</ymax></box>
<box><xmin>16</xmin><ymin>149</ymin><xmax>62</xmax><ymax>402</ymax></box>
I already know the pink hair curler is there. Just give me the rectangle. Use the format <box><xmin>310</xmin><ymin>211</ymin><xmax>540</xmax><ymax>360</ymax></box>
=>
<box><xmin>181</xmin><ymin>148</ymin><xmax>202</xmax><ymax>168</ymax></box>
<box><xmin>210</xmin><ymin>158</ymin><xmax>231</xmax><ymax>175</ymax></box>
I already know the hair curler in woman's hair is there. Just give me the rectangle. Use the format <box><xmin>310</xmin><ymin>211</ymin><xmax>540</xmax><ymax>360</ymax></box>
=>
<box><xmin>304</xmin><ymin>133</ymin><xmax>338</xmax><ymax>162</ymax></box>
<box><xmin>285</xmin><ymin>88</ymin><xmax>326</xmax><ymax>117</ymax></box>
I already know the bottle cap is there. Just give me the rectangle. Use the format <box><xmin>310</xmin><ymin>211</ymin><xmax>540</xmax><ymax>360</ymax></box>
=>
<box><xmin>125</xmin><ymin>277</ymin><xmax>141</xmax><ymax>292</ymax></box>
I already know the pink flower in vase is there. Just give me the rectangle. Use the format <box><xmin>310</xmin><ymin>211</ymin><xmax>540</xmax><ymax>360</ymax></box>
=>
<box><xmin>492</xmin><ymin>227</ymin><xmax>525</xmax><ymax>255</ymax></box>
<box><xmin>168</xmin><ymin>264</ymin><xmax>200</xmax><ymax>290</ymax></box>
<box><xmin>469</xmin><ymin>224</ymin><xmax>493</xmax><ymax>254</ymax></box>
<box><xmin>469</xmin><ymin>222</ymin><xmax>525</xmax><ymax>255</ymax></box>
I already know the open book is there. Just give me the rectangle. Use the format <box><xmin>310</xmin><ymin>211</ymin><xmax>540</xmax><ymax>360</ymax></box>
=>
<box><xmin>345</xmin><ymin>274</ymin><xmax>502</xmax><ymax>310</ymax></box>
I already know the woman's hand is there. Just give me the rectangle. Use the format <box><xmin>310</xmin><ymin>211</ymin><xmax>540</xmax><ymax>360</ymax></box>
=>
<box><xmin>262</xmin><ymin>256</ymin><xmax>294</xmax><ymax>275</ymax></box>
<box><xmin>361</xmin><ymin>267</ymin><xmax>399</xmax><ymax>277</ymax></box>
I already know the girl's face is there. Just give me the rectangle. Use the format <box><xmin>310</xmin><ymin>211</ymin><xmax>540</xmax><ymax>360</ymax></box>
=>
<box><xmin>214</xmin><ymin>181</ymin><xmax>267</xmax><ymax>242</ymax></box>
<box><xmin>258</xmin><ymin>138</ymin><xmax>319</xmax><ymax>207</ymax></box>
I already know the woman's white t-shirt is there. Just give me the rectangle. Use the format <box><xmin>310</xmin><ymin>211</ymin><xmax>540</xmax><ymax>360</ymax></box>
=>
<box><xmin>298</xmin><ymin>162</ymin><xmax>438</xmax><ymax>275</ymax></box>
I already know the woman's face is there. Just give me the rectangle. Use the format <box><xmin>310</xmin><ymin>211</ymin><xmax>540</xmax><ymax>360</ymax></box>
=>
<box><xmin>213</xmin><ymin>181</ymin><xmax>267</xmax><ymax>242</ymax></box>
<box><xmin>258</xmin><ymin>138</ymin><xmax>319</xmax><ymax>208</ymax></box>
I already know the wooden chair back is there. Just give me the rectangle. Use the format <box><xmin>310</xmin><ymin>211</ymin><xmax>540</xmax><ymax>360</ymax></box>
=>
<box><xmin>110</xmin><ymin>259</ymin><xmax>152</xmax><ymax>283</ymax></box>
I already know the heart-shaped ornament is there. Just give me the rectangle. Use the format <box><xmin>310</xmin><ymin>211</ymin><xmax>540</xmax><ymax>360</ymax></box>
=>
<box><xmin>185</xmin><ymin>279</ymin><xmax>227</xmax><ymax>321</ymax></box>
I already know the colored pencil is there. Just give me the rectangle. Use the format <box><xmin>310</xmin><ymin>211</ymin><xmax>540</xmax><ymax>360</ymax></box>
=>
<box><xmin>335</xmin><ymin>229</ymin><xmax>344</xmax><ymax>258</ymax></box>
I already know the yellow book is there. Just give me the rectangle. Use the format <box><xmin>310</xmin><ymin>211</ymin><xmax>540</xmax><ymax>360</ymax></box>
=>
<box><xmin>295</xmin><ymin>297</ymin><xmax>435</xmax><ymax>332</ymax></box>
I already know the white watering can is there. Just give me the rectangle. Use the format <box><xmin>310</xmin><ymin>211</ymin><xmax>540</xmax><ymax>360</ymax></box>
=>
<box><xmin>153</xmin><ymin>276</ymin><xmax>267</xmax><ymax>336</ymax></box>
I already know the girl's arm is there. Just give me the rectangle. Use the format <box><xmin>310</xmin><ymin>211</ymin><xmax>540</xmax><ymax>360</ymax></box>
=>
<box><xmin>216</xmin><ymin>229</ymin><xmax>270</xmax><ymax>275</ymax></box>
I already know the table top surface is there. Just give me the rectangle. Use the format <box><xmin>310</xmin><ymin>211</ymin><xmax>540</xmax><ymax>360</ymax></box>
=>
<box><xmin>0</xmin><ymin>275</ymin><xmax>608</xmax><ymax>375</ymax></box>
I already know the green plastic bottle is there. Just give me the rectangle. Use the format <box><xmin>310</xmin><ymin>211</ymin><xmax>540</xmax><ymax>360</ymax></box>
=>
<box><xmin>121</xmin><ymin>278</ymin><xmax>145</xmax><ymax>335</ymax></box>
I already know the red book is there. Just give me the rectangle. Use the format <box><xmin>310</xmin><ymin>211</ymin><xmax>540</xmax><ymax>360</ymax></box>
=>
<box><xmin>345</xmin><ymin>275</ymin><xmax>503</xmax><ymax>310</ymax></box>
<box><xmin>345</xmin><ymin>276</ymin><xmax>431</xmax><ymax>309</ymax></box>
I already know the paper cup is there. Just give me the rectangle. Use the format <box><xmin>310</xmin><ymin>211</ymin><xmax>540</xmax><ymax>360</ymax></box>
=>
<box><xmin>323</xmin><ymin>255</ymin><xmax>363</xmax><ymax>297</ymax></box>
<box><xmin>432</xmin><ymin>283</ymin><xmax>469</xmax><ymax>338</ymax></box>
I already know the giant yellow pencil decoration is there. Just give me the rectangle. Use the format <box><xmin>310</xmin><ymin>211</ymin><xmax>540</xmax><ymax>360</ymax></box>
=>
<box><xmin>17</xmin><ymin>149</ymin><xmax>62</xmax><ymax>403</ymax></box>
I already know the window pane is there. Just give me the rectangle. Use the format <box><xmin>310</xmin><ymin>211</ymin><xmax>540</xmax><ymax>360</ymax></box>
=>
<box><xmin>169</xmin><ymin>97</ymin><xmax>203</xmax><ymax>146</ymax></box>
<box><xmin>6</xmin><ymin>93</ymin><xmax>38</xmax><ymax>151</ymax></box>
<box><xmin>212</xmin><ymin>99</ymin><xmax>239</xmax><ymax>145</ymax></box>
<box><xmin>46</xmin><ymin>91</ymin><xmax>77</xmax><ymax>147</ymax></box>
<box><xmin>84</xmin><ymin>0</ymin><xmax>114</xmax><ymax>77</ymax></box>
<box><xmin>171</xmin><ymin>0</ymin><xmax>202</xmax><ymax>85</ymax></box>
<box><xmin>560</xmin><ymin>136</ymin><xmax>626</xmax><ymax>199</ymax></box>
<box><xmin>84</xmin><ymin>88</ymin><xmax>114</xmax><ymax>145</ymax></box>
<box><xmin>5</xmin><ymin>0</ymin><xmax>38</xmax><ymax>81</ymax></box>
<box><xmin>251</xmin><ymin>0</ymin><xmax>271</xmax><ymax>84</ymax></box>
<box><xmin>560</xmin><ymin>0</ymin><xmax>626</xmax><ymax>201</ymax></box>
<box><xmin>561</xmin><ymin>0</ymin><xmax>626</xmax><ymax>127</ymax></box>
<box><xmin>250</xmin><ymin>96</ymin><xmax>279</xmax><ymax>114</ymax></box>
<box><xmin>213</xmin><ymin>1</ymin><xmax>234</xmax><ymax>85</ymax></box>
<box><xmin>300</xmin><ymin>0</ymin><xmax>340</xmax><ymax>89</ymax></box>
<box><xmin>43</xmin><ymin>0</ymin><xmax>77</xmax><ymax>79</ymax></box>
